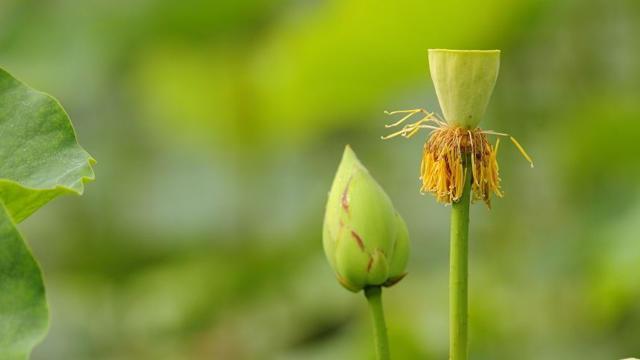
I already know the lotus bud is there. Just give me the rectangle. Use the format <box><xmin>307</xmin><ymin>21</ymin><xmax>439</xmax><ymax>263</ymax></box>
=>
<box><xmin>428</xmin><ymin>49</ymin><xmax>500</xmax><ymax>129</ymax></box>
<box><xmin>323</xmin><ymin>146</ymin><xmax>409</xmax><ymax>292</ymax></box>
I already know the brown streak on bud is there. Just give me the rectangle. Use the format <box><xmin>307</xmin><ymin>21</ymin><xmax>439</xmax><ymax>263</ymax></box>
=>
<box><xmin>383</xmin><ymin>272</ymin><xmax>408</xmax><ymax>288</ymax></box>
<box><xmin>350</xmin><ymin>230</ymin><xmax>365</xmax><ymax>251</ymax></box>
<box><xmin>341</xmin><ymin>176</ymin><xmax>352</xmax><ymax>214</ymax></box>
<box><xmin>367</xmin><ymin>256</ymin><xmax>374</xmax><ymax>272</ymax></box>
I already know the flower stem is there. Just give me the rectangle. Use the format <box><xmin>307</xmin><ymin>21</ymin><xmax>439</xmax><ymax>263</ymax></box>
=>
<box><xmin>364</xmin><ymin>286</ymin><xmax>390</xmax><ymax>360</ymax></box>
<box><xmin>450</xmin><ymin>155</ymin><xmax>472</xmax><ymax>360</ymax></box>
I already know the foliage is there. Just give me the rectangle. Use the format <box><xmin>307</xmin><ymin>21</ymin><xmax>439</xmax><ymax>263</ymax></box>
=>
<box><xmin>0</xmin><ymin>68</ymin><xmax>94</xmax><ymax>359</ymax></box>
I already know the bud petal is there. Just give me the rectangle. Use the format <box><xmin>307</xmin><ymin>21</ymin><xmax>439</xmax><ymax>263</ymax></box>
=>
<box><xmin>323</xmin><ymin>146</ymin><xmax>410</xmax><ymax>292</ymax></box>
<box><xmin>366</xmin><ymin>249</ymin><xmax>389</xmax><ymax>285</ymax></box>
<box><xmin>428</xmin><ymin>49</ymin><xmax>500</xmax><ymax>128</ymax></box>
<box><xmin>386</xmin><ymin>214</ymin><xmax>409</xmax><ymax>280</ymax></box>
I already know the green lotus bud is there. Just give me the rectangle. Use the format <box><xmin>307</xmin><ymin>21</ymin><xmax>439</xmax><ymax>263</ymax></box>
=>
<box><xmin>428</xmin><ymin>49</ymin><xmax>500</xmax><ymax>128</ymax></box>
<box><xmin>323</xmin><ymin>145</ymin><xmax>409</xmax><ymax>292</ymax></box>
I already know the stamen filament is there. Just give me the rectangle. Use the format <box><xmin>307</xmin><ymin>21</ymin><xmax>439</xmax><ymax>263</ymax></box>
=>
<box><xmin>482</xmin><ymin>130</ymin><xmax>534</xmax><ymax>168</ymax></box>
<box><xmin>384</xmin><ymin>111</ymin><xmax>423</xmax><ymax>128</ymax></box>
<box><xmin>509</xmin><ymin>136</ymin><xmax>534</xmax><ymax>168</ymax></box>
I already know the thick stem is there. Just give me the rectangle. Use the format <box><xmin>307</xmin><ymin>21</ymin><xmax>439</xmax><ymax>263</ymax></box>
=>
<box><xmin>450</xmin><ymin>155</ymin><xmax>472</xmax><ymax>360</ymax></box>
<box><xmin>364</xmin><ymin>286</ymin><xmax>390</xmax><ymax>360</ymax></box>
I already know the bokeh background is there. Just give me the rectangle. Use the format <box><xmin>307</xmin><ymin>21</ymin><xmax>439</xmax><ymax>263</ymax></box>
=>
<box><xmin>1</xmin><ymin>0</ymin><xmax>639</xmax><ymax>359</ymax></box>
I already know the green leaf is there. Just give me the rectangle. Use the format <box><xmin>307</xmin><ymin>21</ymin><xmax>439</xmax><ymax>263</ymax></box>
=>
<box><xmin>0</xmin><ymin>67</ymin><xmax>95</xmax><ymax>359</ymax></box>
<box><xmin>0</xmin><ymin>206</ymin><xmax>47</xmax><ymax>360</ymax></box>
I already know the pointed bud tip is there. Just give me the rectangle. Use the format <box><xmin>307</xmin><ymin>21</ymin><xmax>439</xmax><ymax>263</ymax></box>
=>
<box><xmin>339</xmin><ymin>144</ymin><xmax>367</xmax><ymax>174</ymax></box>
<box><xmin>341</xmin><ymin>144</ymin><xmax>357</xmax><ymax>162</ymax></box>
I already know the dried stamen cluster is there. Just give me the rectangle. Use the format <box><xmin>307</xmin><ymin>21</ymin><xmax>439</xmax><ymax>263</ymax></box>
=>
<box><xmin>421</xmin><ymin>126</ymin><xmax>499</xmax><ymax>205</ymax></box>
<box><xmin>382</xmin><ymin>108</ymin><xmax>533</xmax><ymax>207</ymax></box>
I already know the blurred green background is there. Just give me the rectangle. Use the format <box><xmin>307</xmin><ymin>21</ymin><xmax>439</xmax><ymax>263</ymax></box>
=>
<box><xmin>1</xmin><ymin>0</ymin><xmax>639</xmax><ymax>359</ymax></box>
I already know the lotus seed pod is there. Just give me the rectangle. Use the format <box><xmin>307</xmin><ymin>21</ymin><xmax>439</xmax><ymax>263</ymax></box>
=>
<box><xmin>428</xmin><ymin>49</ymin><xmax>500</xmax><ymax>128</ymax></box>
<box><xmin>323</xmin><ymin>146</ymin><xmax>409</xmax><ymax>292</ymax></box>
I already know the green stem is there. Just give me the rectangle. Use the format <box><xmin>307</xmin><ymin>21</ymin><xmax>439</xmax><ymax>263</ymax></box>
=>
<box><xmin>450</xmin><ymin>156</ymin><xmax>472</xmax><ymax>360</ymax></box>
<box><xmin>364</xmin><ymin>286</ymin><xmax>390</xmax><ymax>360</ymax></box>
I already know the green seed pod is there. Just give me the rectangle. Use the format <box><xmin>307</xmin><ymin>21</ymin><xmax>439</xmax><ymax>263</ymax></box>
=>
<box><xmin>428</xmin><ymin>49</ymin><xmax>500</xmax><ymax>129</ymax></box>
<box><xmin>323</xmin><ymin>146</ymin><xmax>409</xmax><ymax>292</ymax></box>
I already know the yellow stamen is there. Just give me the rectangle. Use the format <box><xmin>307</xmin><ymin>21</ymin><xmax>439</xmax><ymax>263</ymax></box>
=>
<box><xmin>384</xmin><ymin>108</ymin><xmax>533</xmax><ymax>206</ymax></box>
<box><xmin>381</xmin><ymin>128</ymin><xmax>411</xmax><ymax>140</ymax></box>
<box><xmin>381</xmin><ymin>113</ymin><xmax>438</xmax><ymax>140</ymax></box>
<box><xmin>418</xmin><ymin>125</ymin><xmax>503</xmax><ymax>205</ymax></box>
<box><xmin>481</xmin><ymin>130</ymin><xmax>534</xmax><ymax>168</ymax></box>
<box><xmin>509</xmin><ymin>136</ymin><xmax>534</xmax><ymax>168</ymax></box>
<box><xmin>384</xmin><ymin>109</ymin><xmax>422</xmax><ymax>128</ymax></box>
